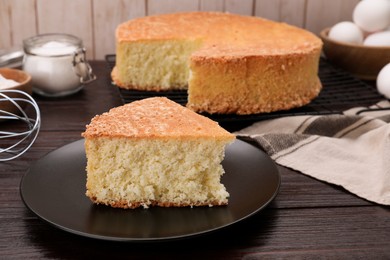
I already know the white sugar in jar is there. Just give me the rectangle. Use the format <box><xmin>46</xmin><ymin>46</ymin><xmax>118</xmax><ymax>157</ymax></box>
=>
<box><xmin>23</xmin><ymin>34</ymin><xmax>95</xmax><ymax>97</ymax></box>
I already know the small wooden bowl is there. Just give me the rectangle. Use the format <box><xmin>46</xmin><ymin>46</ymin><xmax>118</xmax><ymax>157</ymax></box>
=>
<box><xmin>320</xmin><ymin>28</ymin><xmax>390</xmax><ymax>80</ymax></box>
<box><xmin>0</xmin><ymin>68</ymin><xmax>32</xmax><ymax>115</ymax></box>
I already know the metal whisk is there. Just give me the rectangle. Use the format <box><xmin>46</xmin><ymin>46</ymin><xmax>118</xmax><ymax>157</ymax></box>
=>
<box><xmin>0</xmin><ymin>90</ymin><xmax>41</xmax><ymax>161</ymax></box>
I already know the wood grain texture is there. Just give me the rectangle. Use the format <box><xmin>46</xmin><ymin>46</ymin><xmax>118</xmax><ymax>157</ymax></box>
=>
<box><xmin>255</xmin><ymin>0</ymin><xmax>305</xmax><ymax>27</ymax></box>
<box><xmin>199</xmin><ymin>0</ymin><xmax>224</xmax><ymax>11</ymax></box>
<box><xmin>279</xmin><ymin>0</ymin><xmax>306</xmax><ymax>27</ymax></box>
<box><xmin>225</xmin><ymin>0</ymin><xmax>254</xmax><ymax>15</ymax></box>
<box><xmin>0</xmin><ymin>0</ymin><xmax>12</xmax><ymax>48</ymax></box>
<box><xmin>147</xmin><ymin>0</ymin><xmax>199</xmax><ymax>15</ymax></box>
<box><xmin>305</xmin><ymin>0</ymin><xmax>359</xmax><ymax>34</ymax></box>
<box><xmin>93</xmin><ymin>0</ymin><xmax>146</xmax><ymax>60</ymax></box>
<box><xmin>254</xmin><ymin>0</ymin><xmax>280</xmax><ymax>21</ymax></box>
<box><xmin>36</xmin><ymin>0</ymin><xmax>94</xmax><ymax>59</ymax></box>
<box><xmin>0</xmin><ymin>0</ymin><xmax>37</xmax><ymax>49</ymax></box>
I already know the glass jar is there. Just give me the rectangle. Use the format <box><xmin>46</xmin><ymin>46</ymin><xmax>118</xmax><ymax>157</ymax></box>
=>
<box><xmin>23</xmin><ymin>33</ymin><xmax>96</xmax><ymax>97</ymax></box>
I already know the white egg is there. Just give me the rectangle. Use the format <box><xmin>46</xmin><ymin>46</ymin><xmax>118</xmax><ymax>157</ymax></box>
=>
<box><xmin>328</xmin><ymin>21</ymin><xmax>363</xmax><ymax>44</ymax></box>
<box><xmin>377</xmin><ymin>63</ymin><xmax>390</xmax><ymax>98</ymax></box>
<box><xmin>353</xmin><ymin>0</ymin><xmax>390</xmax><ymax>32</ymax></box>
<box><xmin>364</xmin><ymin>31</ymin><xmax>390</xmax><ymax>46</ymax></box>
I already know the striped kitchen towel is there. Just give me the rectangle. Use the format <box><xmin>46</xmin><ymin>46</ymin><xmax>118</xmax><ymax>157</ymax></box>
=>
<box><xmin>236</xmin><ymin>100</ymin><xmax>390</xmax><ymax>205</ymax></box>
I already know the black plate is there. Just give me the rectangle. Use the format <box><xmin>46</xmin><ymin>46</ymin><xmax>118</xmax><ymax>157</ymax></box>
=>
<box><xmin>20</xmin><ymin>139</ymin><xmax>280</xmax><ymax>242</ymax></box>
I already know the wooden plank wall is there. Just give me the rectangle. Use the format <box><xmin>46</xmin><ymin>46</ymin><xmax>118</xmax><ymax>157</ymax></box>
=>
<box><xmin>0</xmin><ymin>0</ymin><xmax>359</xmax><ymax>60</ymax></box>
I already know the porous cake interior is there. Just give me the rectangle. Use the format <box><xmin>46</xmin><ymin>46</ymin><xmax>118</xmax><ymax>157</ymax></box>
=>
<box><xmin>85</xmin><ymin>137</ymin><xmax>229</xmax><ymax>209</ymax></box>
<box><xmin>116</xmin><ymin>39</ymin><xmax>202</xmax><ymax>90</ymax></box>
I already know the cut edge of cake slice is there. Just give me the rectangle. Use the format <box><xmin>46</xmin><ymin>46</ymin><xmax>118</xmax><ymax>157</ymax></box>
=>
<box><xmin>82</xmin><ymin>97</ymin><xmax>235</xmax><ymax>209</ymax></box>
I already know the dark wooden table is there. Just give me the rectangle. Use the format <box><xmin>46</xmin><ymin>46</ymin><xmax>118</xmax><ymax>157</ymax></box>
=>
<box><xmin>1</xmin><ymin>61</ymin><xmax>389</xmax><ymax>259</ymax></box>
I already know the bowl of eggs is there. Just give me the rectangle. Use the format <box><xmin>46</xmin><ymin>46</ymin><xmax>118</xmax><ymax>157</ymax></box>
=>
<box><xmin>320</xmin><ymin>0</ymin><xmax>390</xmax><ymax>81</ymax></box>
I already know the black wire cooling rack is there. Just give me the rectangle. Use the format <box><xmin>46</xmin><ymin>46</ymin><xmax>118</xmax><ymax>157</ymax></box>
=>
<box><xmin>105</xmin><ymin>54</ymin><xmax>385</xmax><ymax>123</ymax></box>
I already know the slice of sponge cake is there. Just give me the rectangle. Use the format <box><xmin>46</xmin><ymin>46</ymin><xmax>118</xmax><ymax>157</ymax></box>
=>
<box><xmin>82</xmin><ymin>97</ymin><xmax>235</xmax><ymax>209</ymax></box>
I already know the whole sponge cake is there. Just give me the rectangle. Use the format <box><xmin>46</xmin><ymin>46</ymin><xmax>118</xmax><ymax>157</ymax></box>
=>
<box><xmin>112</xmin><ymin>12</ymin><xmax>323</xmax><ymax>115</ymax></box>
<box><xmin>82</xmin><ymin>97</ymin><xmax>235</xmax><ymax>209</ymax></box>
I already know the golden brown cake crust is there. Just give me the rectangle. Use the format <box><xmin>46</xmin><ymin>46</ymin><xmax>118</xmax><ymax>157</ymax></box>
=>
<box><xmin>187</xmin><ymin>50</ymin><xmax>322</xmax><ymax>114</ymax></box>
<box><xmin>82</xmin><ymin>97</ymin><xmax>234</xmax><ymax>140</ymax></box>
<box><xmin>190</xmin><ymin>79</ymin><xmax>321</xmax><ymax>115</ymax></box>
